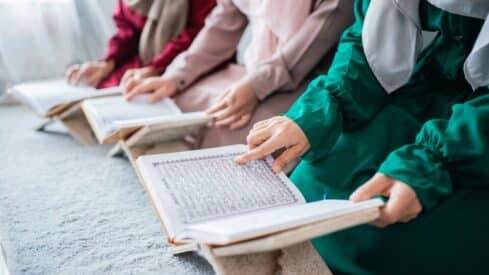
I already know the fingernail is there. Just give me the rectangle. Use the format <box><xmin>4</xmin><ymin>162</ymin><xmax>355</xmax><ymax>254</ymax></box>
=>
<box><xmin>239</xmin><ymin>156</ymin><xmax>249</xmax><ymax>163</ymax></box>
<box><xmin>234</xmin><ymin>156</ymin><xmax>243</xmax><ymax>164</ymax></box>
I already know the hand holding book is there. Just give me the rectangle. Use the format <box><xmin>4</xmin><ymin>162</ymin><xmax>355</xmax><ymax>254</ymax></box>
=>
<box><xmin>350</xmin><ymin>173</ymin><xmax>422</xmax><ymax>228</ymax></box>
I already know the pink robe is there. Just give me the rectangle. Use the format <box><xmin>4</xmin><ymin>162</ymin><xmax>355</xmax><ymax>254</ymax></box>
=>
<box><xmin>164</xmin><ymin>0</ymin><xmax>355</xmax><ymax>148</ymax></box>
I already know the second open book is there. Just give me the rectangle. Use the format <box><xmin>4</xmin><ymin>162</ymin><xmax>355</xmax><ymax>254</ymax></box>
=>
<box><xmin>135</xmin><ymin>144</ymin><xmax>384</xmax><ymax>255</ymax></box>
<box><xmin>82</xmin><ymin>95</ymin><xmax>210</xmax><ymax>145</ymax></box>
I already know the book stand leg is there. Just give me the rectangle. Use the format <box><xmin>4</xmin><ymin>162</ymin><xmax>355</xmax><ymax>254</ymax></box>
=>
<box><xmin>107</xmin><ymin>142</ymin><xmax>124</xmax><ymax>158</ymax></box>
<box><xmin>34</xmin><ymin>104</ymin><xmax>97</xmax><ymax>146</ymax></box>
<box><xmin>59</xmin><ymin>109</ymin><xmax>98</xmax><ymax>146</ymax></box>
<box><xmin>201</xmin><ymin>245</ymin><xmax>279</xmax><ymax>275</ymax></box>
<box><xmin>278</xmin><ymin>242</ymin><xmax>332</xmax><ymax>275</ymax></box>
<box><xmin>109</xmin><ymin>139</ymin><xmax>189</xmax><ymax>165</ymax></box>
<box><xmin>34</xmin><ymin>118</ymin><xmax>55</xmax><ymax>132</ymax></box>
<box><xmin>200</xmin><ymin>241</ymin><xmax>331</xmax><ymax>275</ymax></box>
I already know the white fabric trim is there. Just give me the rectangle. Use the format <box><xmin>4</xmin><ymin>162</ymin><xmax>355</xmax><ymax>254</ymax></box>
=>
<box><xmin>363</xmin><ymin>0</ymin><xmax>489</xmax><ymax>92</ymax></box>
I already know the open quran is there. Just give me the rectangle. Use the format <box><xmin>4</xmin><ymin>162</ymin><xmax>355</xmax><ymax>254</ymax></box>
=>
<box><xmin>8</xmin><ymin>78</ymin><xmax>121</xmax><ymax>117</ymax></box>
<box><xmin>135</xmin><ymin>145</ymin><xmax>384</xmax><ymax>253</ymax></box>
<box><xmin>81</xmin><ymin>95</ymin><xmax>210</xmax><ymax>144</ymax></box>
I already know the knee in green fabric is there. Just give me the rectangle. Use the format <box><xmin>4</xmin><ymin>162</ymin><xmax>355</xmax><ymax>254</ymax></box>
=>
<box><xmin>290</xmin><ymin>161</ymin><xmax>330</xmax><ymax>202</ymax></box>
<box><xmin>311</xmin><ymin>187</ymin><xmax>489</xmax><ymax>275</ymax></box>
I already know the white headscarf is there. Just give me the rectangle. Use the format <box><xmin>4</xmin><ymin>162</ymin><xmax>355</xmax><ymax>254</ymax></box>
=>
<box><xmin>233</xmin><ymin>0</ymin><xmax>312</xmax><ymax>70</ymax></box>
<box><xmin>363</xmin><ymin>0</ymin><xmax>489</xmax><ymax>93</ymax></box>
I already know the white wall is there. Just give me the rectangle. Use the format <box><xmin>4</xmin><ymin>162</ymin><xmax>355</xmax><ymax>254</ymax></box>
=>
<box><xmin>0</xmin><ymin>0</ymin><xmax>117</xmax><ymax>98</ymax></box>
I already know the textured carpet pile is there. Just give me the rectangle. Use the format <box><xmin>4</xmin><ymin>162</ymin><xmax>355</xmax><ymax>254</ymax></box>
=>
<box><xmin>0</xmin><ymin>105</ymin><xmax>213</xmax><ymax>274</ymax></box>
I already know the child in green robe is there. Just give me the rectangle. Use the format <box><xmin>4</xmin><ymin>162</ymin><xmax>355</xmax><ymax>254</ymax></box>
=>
<box><xmin>236</xmin><ymin>0</ymin><xmax>489</xmax><ymax>274</ymax></box>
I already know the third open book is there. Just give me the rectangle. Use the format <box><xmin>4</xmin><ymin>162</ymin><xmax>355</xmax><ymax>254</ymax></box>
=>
<box><xmin>8</xmin><ymin>78</ymin><xmax>122</xmax><ymax>145</ymax></box>
<box><xmin>8</xmin><ymin>78</ymin><xmax>121</xmax><ymax>117</ymax></box>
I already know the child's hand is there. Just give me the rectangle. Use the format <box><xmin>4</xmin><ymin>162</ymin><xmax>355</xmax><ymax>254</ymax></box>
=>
<box><xmin>123</xmin><ymin>77</ymin><xmax>177</xmax><ymax>103</ymax></box>
<box><xmin>235</xmin><ymin>116</ymin><xmax>310</xmax><ymax>172</ymax></box>
<box><xmin>66</xmin><ymin>60</ymin><xmax>115</xmax><ymax>87</ymax></box>
<box><xmin>206</xmin><ymin>79</ymin><xmax>258</xmax><ymax>130</ymax></box>
<box><xmin>120</xmin><ymin>66</ymin><xmax>159</xmax><ymax>88</ymax></box>
<box><xmin>350</xmin><ymin>173</ymin><xmax>423</xmax><ymax>228</ymax></box>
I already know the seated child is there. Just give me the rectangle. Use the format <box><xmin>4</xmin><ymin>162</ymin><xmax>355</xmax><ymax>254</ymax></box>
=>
<box><xmin>237</xmin><ymin>0</ymin><xmax>489</xmax><ymax>274</ymax></box>
<box><xmin>124</xmin><ymin>0</ymin><xmax>355</xmax><ymax>148</ymax></box>
<box><xmin>66</xmin><ymin>0</ymin><xmax>216</xmax><ymax>88</ymax></box>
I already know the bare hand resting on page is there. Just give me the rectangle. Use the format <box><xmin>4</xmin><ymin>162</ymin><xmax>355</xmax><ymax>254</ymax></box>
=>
<box><xmin>66</xmin><ymin>60</ymin><xmax>115</xmax><ymax>87</ymax></box>
<box><xmin>206</xmin><ymin>79</ymin><xmax>259</xmax><ymax>130</ymax></box>
<box><xmin>235</xmin><ymin>116</ymin><xmax>310</xmax><ymax>172</ymax></box>
<box><xmin>123</xmin><ymin>76</ymin><xmax>177</xmax><ymax>103</ymax></box>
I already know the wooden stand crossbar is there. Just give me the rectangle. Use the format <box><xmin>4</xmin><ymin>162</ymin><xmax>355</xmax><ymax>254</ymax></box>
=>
<box><xmin>112</xmin><ymin>139</ymin><xmax>189</xmax><ymax>167</ymax></box>
<box><xmin>107</xmin><ymin>122</ymin><xmax>197</xmax><ymax>165</ymax></box>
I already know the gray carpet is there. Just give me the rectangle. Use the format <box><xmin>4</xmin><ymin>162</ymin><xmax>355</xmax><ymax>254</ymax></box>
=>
<box><xmin>0</xmin><ymin>105</ymin><xmax>214</xmax><ymax>275</ymax></box>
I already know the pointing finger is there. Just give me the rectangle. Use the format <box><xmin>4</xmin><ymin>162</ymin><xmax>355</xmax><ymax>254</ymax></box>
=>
<box><xmin>272</xmin><ymin>145</ymin><xmax>302</xmax><ymax>173</ymax></box>
<box><xmin>235</xmin><ymin>137</ymin><xmax>281</xmax><ymax>164</ymax></box>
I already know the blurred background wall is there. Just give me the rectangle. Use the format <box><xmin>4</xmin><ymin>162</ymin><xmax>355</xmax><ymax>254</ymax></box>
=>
<box><xmin>0</xmin><ymin>0</ymin><xmax>117</xmax><ymax>98</ymax></box>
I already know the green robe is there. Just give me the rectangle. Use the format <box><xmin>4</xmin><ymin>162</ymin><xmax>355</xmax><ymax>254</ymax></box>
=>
<box><xmin>286</xmin><ymin>1</ymin><xmax>489</xmax><ymax>274</ymax></box>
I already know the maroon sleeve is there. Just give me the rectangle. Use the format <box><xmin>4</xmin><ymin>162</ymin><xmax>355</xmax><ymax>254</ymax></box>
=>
<box><xmin>103</xmin><ymin>0</ymin><xmax>146</xmax><ymax>67</ymax></box>
<box><xmin>147</xmin><ymin>0</ymin><xmax>217</xmax><ymax>74</ymax></box>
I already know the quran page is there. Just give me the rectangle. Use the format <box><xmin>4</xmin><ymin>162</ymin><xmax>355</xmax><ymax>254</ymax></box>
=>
<box><xmin>82</xmin><ymin>95</ymin><xmax>183</xmax><ymax>139</ymax></box>
<box><xmin>136</xmin><ymin>145</ymin><xmax>305</xmax><ymax>238</ymax></box>
<box><xmin>9</xmin><ymin>79</ymin><xmax>121</xmax><ymax>116</ymax></box>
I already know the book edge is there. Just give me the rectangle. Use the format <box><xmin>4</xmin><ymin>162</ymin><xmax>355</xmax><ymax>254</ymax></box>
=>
<box><xmin>211</xmin><ymin>207</ymin><xmax>380</xmax><ymax>256</ymax></box>
<box><xmin>134</xmin><ymin>157</ymin><xmax>195</xmax><ymax>253</ymax></box>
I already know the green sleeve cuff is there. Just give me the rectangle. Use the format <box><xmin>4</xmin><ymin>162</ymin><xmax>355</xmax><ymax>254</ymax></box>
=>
<box><xmin>378</xmin><ymin>144</ymin><xmax>452</xmax><ymax>210</ymax></box>
<box><xmin>285</xmin><ymin>84</ymin><xmax>342</xmax><ymax>162</ymax></box>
